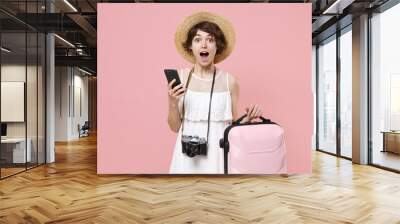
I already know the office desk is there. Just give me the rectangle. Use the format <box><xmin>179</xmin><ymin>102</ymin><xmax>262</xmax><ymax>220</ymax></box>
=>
<box><xmin>1</xmin><ymin>138</ymin><xmax>32</xmax><ymax>164</ymax></box>
<box><xmin>381</xmin><ymin>131</ymin><xmax>400</xmax><ymax>154</ymax></box>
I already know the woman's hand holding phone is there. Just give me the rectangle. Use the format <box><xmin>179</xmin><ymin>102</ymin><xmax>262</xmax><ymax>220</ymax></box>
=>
<box><xmin>168</xmin><ymin>79</ymin><xmax>186</xmax><ymax>107</ymax></box>
<box><xmin>165</xmin><ymin>70</ymin><xmax>185</xmax><ymax>132</ymax></box>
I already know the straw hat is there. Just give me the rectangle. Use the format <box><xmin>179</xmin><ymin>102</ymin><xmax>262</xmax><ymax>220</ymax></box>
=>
<box><xmin>174</xmin><ymin>11</ymin><xmax>235</xmax><ymax>64</ymax></box>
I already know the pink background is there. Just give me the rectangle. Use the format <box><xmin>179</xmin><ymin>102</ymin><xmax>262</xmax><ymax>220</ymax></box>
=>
<box><xmin>97</xmin><ymin>3</ymin><xmax>312</xmax><ymax>174</ymax></box>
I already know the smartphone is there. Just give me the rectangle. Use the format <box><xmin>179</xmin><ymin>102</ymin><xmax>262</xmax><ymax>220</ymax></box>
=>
<box><xmin>164</xmin><ymin>69</ymin><xmax>182</xmax><ymax>89</ymax></box>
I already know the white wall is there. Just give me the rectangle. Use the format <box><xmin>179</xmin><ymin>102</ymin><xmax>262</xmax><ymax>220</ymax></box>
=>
<box><xmin>55</xmin><ymin>66</ymin><xmax>70</xmax><ymax>141</ymax></box>
<box><xmin>72</xmin><ymin>73</ymin><xmax>89</xmax><ymax>138</ymax></box>
<box><xmin>55</xmin><ymin>67</ymin><xmax>89</xmax><ymax>141</ymax></box>
<box><xmin>1</xmin><ymin>65</ymin><xmax>41</xmax><ymax>137</ymax></box>
<box><xmin>1</xmin><ymin>65</ymin><xmax>26</xmax><ymax>132</ymax></box>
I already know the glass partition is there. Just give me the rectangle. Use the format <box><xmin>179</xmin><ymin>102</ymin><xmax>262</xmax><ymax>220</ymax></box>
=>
<box><xmin>0</xmin><ymin>1</ymin><xmax>46</xmax><ymax>179</ymax></box>
<box><xmin>1</xmin><ymin>31</ymin><xmax>28</xmax><ymax>177</ymax></box>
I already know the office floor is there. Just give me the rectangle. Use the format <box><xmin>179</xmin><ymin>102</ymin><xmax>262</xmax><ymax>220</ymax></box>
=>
<box><xmin>1</xmin><ymin>163</ymin><xmax>44</xmax><ymax>178</ymax></box>
<box><xmin>0</xmin><ymin>167</ymin><xmax>25</xmax><ymax>177</ymax></box>
<box><xmin>0</xmin><ymin>134</ymin><xmax>400</xmax><ymax>223</ymax></box>
<box><xmin>372</xmin><ymin>150</ymin><xmax>400</xmax><ymax>171</ymax></box>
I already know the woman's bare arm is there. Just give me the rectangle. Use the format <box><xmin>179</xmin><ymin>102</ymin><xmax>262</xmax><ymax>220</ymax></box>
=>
<box><xmin>167</xmin><ymin>101</ymin><xmax>182</xmax><ymax>133</ymax></box>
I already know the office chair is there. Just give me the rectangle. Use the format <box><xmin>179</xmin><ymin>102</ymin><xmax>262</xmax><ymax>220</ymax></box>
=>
<box><xmin>79</xmin><ymin>121</ymin><xmax>90</xmax><ymax>138</ymax></box>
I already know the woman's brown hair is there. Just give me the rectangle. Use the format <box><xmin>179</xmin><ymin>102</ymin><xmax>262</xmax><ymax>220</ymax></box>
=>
<box><xmin>183</xmin><ymin>21</ymin><xmax>227</xmax><ymax>56</ymax></box>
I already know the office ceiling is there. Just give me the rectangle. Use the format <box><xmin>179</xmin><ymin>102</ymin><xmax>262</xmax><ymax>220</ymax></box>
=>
<box><xmin>0</xmin><ymin>0</ymin><xmax>392</xmax><ymax>75</ymax></box>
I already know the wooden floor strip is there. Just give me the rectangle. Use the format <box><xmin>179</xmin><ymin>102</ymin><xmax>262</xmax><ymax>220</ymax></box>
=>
<box><xmin>0</xmin><ymin>134</ymin><xmax>400</xmax><ymax>223</ymax></box>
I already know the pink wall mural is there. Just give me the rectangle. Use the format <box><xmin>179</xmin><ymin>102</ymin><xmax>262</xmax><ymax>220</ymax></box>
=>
<box><xmin>97</xmin><ymin>3</ymin><xmax>312</xmax><ymax>174</ymax></box>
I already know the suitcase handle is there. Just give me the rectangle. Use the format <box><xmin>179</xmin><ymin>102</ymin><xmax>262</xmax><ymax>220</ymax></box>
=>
<box><xmin>233</xmin><ymin>114</ymin><xmax>270</xmax><ymax>125</ymax></box>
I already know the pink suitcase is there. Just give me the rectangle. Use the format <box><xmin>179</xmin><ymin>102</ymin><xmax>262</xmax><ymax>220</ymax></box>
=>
<box><xmin>219</xmin><ymin>115</ymin><xmax>287</xmax><ymax>174</ymax></box>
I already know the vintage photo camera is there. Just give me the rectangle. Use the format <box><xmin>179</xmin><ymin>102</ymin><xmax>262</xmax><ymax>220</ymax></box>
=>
<box><xmin>181</xmin><ymin>135</ymin><xmax>208</xmax><ymax>157</ymax></box>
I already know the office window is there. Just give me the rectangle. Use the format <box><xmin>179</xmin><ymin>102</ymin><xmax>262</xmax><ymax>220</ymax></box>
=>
<box><xmin>317</xmin><ymin>36</ymin><xmax>337</xmax><ymax>154</ymax></box>
<box><xmin>312</xmin><ymin>45</ymin><xmax>317</xmax><ymax>150</ymax></box>
<box><xmin>371</xmin><ymin>3</ymin><xmax>400</xmax><ymax>171</ymax></box>
<box><xmin>340</xmin><ymin>27</ymin><xmax>352</xmax><ymax>158</ymax></box>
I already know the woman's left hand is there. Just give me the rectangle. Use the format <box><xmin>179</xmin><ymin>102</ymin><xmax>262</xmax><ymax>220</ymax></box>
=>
<box><xmin>242</xmin><ymin>104</ymin><xmax>263</xmax><ymax>123</ymax></box>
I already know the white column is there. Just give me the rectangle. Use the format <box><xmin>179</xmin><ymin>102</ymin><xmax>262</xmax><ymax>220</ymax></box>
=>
<box><xmin>46</xmin><ymin>33</ymin><xmax>55</xmax><ymax>163</ymax></box>
<box><xmin>46</xmin><ymin>0</ymin><xmax>55</xmax><ymax>163</ymax></box>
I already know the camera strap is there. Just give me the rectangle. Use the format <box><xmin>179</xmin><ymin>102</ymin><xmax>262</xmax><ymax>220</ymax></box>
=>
<box><xmin>181</xmin><ymin>67</ymin><xmax>217</xmax><ymax>145</ymax></box>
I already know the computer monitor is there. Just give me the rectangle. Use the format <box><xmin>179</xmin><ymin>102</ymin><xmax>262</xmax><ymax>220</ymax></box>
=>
<box><xmin>1</xmin><ymin>123</ymin><xmax>7</xmax><ymax>137</ymax></box>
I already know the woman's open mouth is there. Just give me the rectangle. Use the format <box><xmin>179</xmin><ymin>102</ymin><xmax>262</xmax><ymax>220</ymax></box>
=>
<box><xmin>199</xmin><ymin>51</ymin><xmax>210</xmax><ymax>61</ymax></box>
<box><xmin>200</xmin><ymin>51</ymin><xmax>209</xmax><ymax>57</ymax></box>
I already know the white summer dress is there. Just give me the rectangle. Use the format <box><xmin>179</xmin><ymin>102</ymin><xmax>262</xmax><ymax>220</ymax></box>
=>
<box><xmin>169</xmin><ymin>68</ymin><xmax>233</xmax><ymax>174</ymax></box>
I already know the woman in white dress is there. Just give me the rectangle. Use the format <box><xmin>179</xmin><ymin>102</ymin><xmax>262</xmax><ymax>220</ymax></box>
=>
<box><xmin>167</xmin><ymin>12</ymin><xmax>263</xmax><ymax>174</ymax></box>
